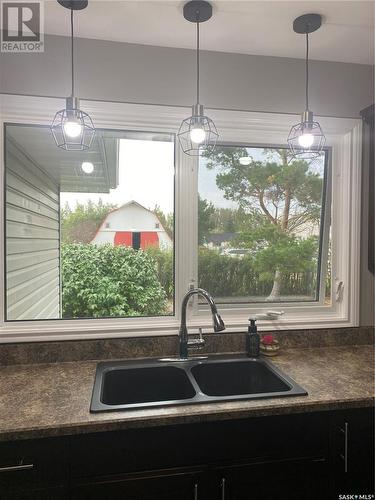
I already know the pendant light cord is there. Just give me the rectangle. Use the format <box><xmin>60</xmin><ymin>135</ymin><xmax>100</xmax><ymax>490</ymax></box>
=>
<box><xmin>70</xmin><ymin>8</ymin><xmax>75</xmax><ymax>98</ymax></box>
<box><xmin>305</xmin><ymin>31</ymin><xmax>309</xmax><ymax>111</ymax></box>
<box><xmin>196</xmin><ymin>16</ymin><xmax>200</xmax><ymax>105</ymax></box>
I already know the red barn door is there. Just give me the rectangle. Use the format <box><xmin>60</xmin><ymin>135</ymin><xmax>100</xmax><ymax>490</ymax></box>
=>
<box><xmin>114</xmin><ymin>232</ymin><xmax>132</xmax><ymax>247</ymax></box>
<box><xmin>141</xmin><ymin>232</ymin><xmax>159</xmax><ymax>249</ymax></box>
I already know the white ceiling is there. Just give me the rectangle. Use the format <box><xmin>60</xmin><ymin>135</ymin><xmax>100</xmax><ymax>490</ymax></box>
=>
<box><xmin>44</xmin><ymin>1</ymin><xmax>374</xmax><ymax>65</ymax></box>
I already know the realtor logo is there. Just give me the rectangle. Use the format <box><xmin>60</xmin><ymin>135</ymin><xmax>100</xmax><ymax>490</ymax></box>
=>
<box><xmin>1</xmin><ymin>0</ymin><xmax>44</xmax><ymax>52</ymax></box>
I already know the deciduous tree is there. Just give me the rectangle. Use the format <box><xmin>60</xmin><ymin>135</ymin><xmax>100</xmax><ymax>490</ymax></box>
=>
<box><xmin>61</xmin><ymin>199</ymin><xmax>117</xmax><ymax>244</ymax></box>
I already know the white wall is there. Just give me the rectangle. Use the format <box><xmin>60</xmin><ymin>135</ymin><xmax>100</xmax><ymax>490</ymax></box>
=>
<box><xmin>5</xmin><ymin>139</ymin><xmax>60</xmax><ymax>320</ymax></box>
<box><xmin>0</xmin><ymin>34</ymin><xmax>373</xmax><ymax>118</ymax></box>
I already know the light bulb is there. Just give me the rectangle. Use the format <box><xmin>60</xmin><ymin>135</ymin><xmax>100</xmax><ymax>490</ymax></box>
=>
<box><xmin>63</xmin><ymin>120</ymin><xmax>82</xmax><ymax>138</ymax></box>
<box><xmin>239</xmin><ymin>157</ymin><xmax>251</xmax><ymax>166</ymax></box>
<box><xmin>298</xmin><ymin>133</ymin><xmax>314</xmax><ymax>148</ymax></box>
<box><xmin>81</xmin><ymin>162</ymin><xmax>94</xmax><ymax>174</ymax></box>
<box><xmin>190</xmin><ymin>126</ymin><xmax>206</xmax><ymax>144</ymax></box>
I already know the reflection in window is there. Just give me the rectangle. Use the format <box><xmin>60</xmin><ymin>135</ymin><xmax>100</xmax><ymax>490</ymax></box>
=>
<box><xmin>198</xmin><ymin>146</ymin><xmax>330</xmax><ymax>304</ymax></box>
<box><xmin>5</xmin><ymin>125</ymin><xmax>174</xmax><ymax>320</ymax></box>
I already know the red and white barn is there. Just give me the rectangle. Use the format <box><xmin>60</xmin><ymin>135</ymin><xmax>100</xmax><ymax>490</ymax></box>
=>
<box><xmin>91</xmin><ymin>201</ymin><xmax>172</xmax><ymax>250</ymax></box>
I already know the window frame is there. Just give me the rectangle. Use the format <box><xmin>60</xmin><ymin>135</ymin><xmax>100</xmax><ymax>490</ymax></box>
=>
<box><xmin>195</xmin><ymin>141</ymin><xmax>331</xmax><ymax>307</ymax></box>
<box><xmin>3</xmin><ymin>122</ymin><xmax>177</xmax><ymax>322</ymax></box>
<box><xmin>0</xmin><ymin>95</ymin><xmax>362</xmax><ymax>342</ymax></box>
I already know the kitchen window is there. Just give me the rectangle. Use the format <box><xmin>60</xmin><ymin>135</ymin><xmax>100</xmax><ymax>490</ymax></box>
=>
<box><xmin>197</xmin><ymin>145</ymin><xmax>330</xmax><ymax>307</ymax></box>
<box><xmin>4</xmin><ymin>124</ymin><xmax>175</xmax><ymax>322</ymax></box>
<box><xmin>0</xmin><ymin>96</ymin><xmax>361</xmax><ymax>341</ymax></box>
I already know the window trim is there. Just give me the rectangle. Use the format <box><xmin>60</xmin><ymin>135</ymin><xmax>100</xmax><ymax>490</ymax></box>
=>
<box><xmin>195</xmin><ymin>142</ymin><xmax>331</xmax><ymax>308</ymax></box>
<box><xmin>178</xmin><ymin>110</ymin><xmax>361</xmax><ymax>333</ymax></box>
<box><xmin>0</xmin><ymin>95</ymin><xmax>361</xmax><ymax>342</ymax></box>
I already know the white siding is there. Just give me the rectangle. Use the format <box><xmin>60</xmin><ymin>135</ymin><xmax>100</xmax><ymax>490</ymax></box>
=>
<box><xmin>158</xmin><ymin>232</ymin><xmax>172</xmax><ymax>249</ymax></box>
<box><xmin>5</xmin><ymin>139</ymin><xmax>60</xmax><ymax>320</ymax></box>
<box><xmin>92</xmin><ymin>231</ymin><xmax>115</xmax><ymax>245</ymax></box>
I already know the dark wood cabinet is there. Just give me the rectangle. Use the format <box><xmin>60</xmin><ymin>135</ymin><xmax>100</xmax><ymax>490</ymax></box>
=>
<box><xmin>69</xmin><ymin>411</ymin><xmax>327</xmax><ymax>478</ymax></box>
<box><xmin>360</xmin><ymin>104</ymin><xmax>374</xmax><ymax>274</ymax></box>
<box><xmin>71</xmin><ymin>468</ymin><xmax>206</xmax><ymax>500</ymax></box>
<box><xmin>0</xmin><ymin>408</ymin><xmax>373</xmax><ymax>500</ymax></box>
<box><xmin>330</xmin><ymin>407</ymin><xmax>374</xmax><ymax>497</ymax></box>
<box><xmin>0</xmin><ymin>437</ymin><xmax>67</xmax><ymax>500</ymax></box>
<box><xmin>2</xmin><ymin>487</ymin><xmax>66</xmax><ymax>500</ymax></box>
<box><xmin>212</xmin><ymin>457</ymin><xmax>328</xmax><ymax>500</ymax></box>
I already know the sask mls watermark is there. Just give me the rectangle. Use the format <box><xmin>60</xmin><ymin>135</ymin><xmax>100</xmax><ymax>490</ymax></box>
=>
<box><xmin>1</xmin><ymin>0</ymin><xmax>44</xmax><ymax>52</ymax></box>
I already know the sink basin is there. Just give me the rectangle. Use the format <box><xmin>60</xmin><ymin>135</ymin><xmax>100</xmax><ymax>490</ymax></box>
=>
<box><xmin>93</xmin><ymin>364</ymin><xmax>196</xmax><ymax>410</ymax></box>
<box><xmin>191</xmin><ymin>359</ymin><xmax>290</xmax><ymax>396</ymax></box>
<box><xmin>91</xmin><ymin>356</ymin><xmax>307</xmax><ymax>412</ymax></box>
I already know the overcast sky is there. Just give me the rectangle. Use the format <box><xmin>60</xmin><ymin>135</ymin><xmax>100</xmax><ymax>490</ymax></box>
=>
<box><xmin>61</xmin><ymin>141</ymin><xmax>324</xmax><ymax>215</ymax></box>
<box><xmin>60</xmin><ymin>139</ymin><xmax>175</xmax><ymax>214</ymax></box>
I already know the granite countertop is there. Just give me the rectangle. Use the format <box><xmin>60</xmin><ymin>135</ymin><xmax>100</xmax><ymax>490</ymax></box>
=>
<box><xmin>0</xmin><ymin>345</ymin><xmax>373</xmax><ymax>442</ymax></box>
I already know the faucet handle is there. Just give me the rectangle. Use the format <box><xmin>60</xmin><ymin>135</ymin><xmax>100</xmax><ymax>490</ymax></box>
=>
<box><xmin>187</xmin><ymin>328</ymin><xmax>205</xmax><ymax>350</ymax></box>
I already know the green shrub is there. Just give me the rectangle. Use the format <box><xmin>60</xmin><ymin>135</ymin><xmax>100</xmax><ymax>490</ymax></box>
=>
<box><xmin>144</xmin><ymin>247</ymin><xmax>174</xmax><ymax>300</ymax></box>
<box><xmin>198</xmin><ymin>248</ymin><xmax>317</xmax><ymax>298</ymax></box>
<box><xmin>61</xmin><ymin>244</ymin><xmax>168</xmax><ymax>318</ymax></box>
<box><xmin>61</xmin><ymin>244</ymin><xmax>322</xmax><ymax>319</ymax></box>
<box><xmin>198</xmin><ymin>248</ymin><xmax>270</xmax><ymax>297</ymax></box>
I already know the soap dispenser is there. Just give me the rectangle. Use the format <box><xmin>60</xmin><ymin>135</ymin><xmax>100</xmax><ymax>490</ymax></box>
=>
<box><xmin>246</xmin><ymin>318</ymin><xmax>260</xmax><ymax>358</ymax></box>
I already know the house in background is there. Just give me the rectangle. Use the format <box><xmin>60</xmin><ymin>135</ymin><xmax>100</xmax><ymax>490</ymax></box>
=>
<box><xmin>204</xmin><ymin>233</ymin><xmax>236</xmax><ymax>250</ymax></box>
<box><xmin>91</xmin><ymin>201</ymin><xmax>172</xmax><ymax>250</ymax></box>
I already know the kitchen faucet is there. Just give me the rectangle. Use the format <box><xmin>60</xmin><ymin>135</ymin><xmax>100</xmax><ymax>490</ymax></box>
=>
<box><xmin>179</xmin><ymin>288</ymin><xmax>225</xmax><ymax>359</ymax></box>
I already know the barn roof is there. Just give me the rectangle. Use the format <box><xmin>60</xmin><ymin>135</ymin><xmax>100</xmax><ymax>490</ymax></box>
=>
<box><xmin>90</xmin><ymin>200</ymin><xmax>172</xmax><ymax>243</ymax></box>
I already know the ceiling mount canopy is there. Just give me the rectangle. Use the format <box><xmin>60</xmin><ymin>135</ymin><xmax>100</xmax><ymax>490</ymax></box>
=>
<box><xmin>177</xmin><ymin>0</ymin><xmax>218</xmax><ymax>157</ymax></box>
<box><xmin>293</xmin><ymin>13</ymin><xmax>322</xmax><ymax>34</ymax></box>
<box><xmin>183</xmin><ymin>0</ymin><xmax>212</xmax><ymax>23</ymax></box>
<box><xmin>57</xmin><ymin>0</ymin><xmax>88</xmax><ymax>10</ymax></box>
<box><xmin>51</xmin><ymin>0</ymin><xmax>95</xmax><ymax>151</ymax></box>
<box><xmin>287</xmin><ymin>13</ymin><xmax>326</xmax><ymax>160</ymax></box>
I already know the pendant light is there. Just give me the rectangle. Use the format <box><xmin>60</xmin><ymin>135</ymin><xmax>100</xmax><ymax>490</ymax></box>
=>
<box><xmin>287</xmin><ymin>14</ymin><xmax>325</xmax><ymax>159</ymax></box>
<box><xmin>178</xmin><ymin>1</ymin><xmax>218</xmax><ymax>156</ymax></box>
<box><xmin>51</xmin><ymin>0</ymin><xmax>95</xmax><ymax>151</ymax></box>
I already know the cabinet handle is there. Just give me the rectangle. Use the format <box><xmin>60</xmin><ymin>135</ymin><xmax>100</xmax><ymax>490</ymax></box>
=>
<box><xmin>194</xmin><ymin>483</ymin><xmax>198</xmax><ymax>500</ymax></box>
<box><xmin>221</xmin><ymin>477</ymin><xmax>226</xmax><ymax>500</ymax></box>
<box><xmin>339</xmin><ymin>422</ymin><xmax>349</xmax><ymax>473</ymax></box>
<box><xmin>0</xmin><ymin>463</ymin><xmax>34</xmax><ymax>473</ymax></box>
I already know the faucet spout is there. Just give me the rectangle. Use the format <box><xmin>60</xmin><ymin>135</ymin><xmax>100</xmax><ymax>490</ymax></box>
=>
<box><xmin>179</xmin><ymin>288</ymin><xmax>225</xmax><ymax>359</ymax></box>
<box><xmin>213</xmin><ymin>311</ymin><xmax>225</xmax><ymax>332</ymax></box>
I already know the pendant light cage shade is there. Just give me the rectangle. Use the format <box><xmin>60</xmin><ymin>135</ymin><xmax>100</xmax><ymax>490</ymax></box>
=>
<box><xmin>179</xmin><ymin>1</ymin><xmax>218</xmax><ymax>157</ymax></box>
<box><xmin>51</xmin><ymin>104</ymin><xmax>95</xmax><ymax>151</ymax></box>
<box><xmin>178</xmin><ymin>111</ymin><xmax>219</xmax><ymax>156</ymax></box>
<box><xmin>288</xmin><ymin>13</ymin><xmax>325</xmax><ymax>160</ymax></box>
<box><xmin>51</xmin><ymin>2</ymin><xmax>95</xmax><ymax>151</ymax></box>
<box><xmin>287</xmin><ymin>119</ymin><xmax>326</xmax><ymax>160</ymax></box>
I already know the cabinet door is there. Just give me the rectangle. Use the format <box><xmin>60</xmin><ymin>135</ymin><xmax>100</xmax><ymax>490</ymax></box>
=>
<box><xmin>213</xmin><ymin>458</ymin><xmax>329</xmax><ymax>500</ymax></box>
<box><xmin>1</xmin><ymin>487</ymin><xmax>66</xmax><ymax>500</ymax></box>
<box><xmin>0</xmin><ymin>438</ymin><xmax>67</xmax><ymax>499</ymax></box>
<box><xmin>71</xmin><ymin>469</ymin><xmax>207</xmax><ymax>500</ymax></box>
<box><xmin>331</xmin><ymin>408</ymin><xmax>375</xmax><ymax>496</ymax></box>
<box><xmin>70</xmin><ymin>413</ymin><xmax>328</xmax><ymax>478</ymax></box>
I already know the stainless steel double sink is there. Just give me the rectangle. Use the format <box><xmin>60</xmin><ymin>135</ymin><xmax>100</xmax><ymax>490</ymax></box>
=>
<box><xmin>90</xmin><ymin>355</ymin><xmax>307</xmax><ymax>412</ymax></box>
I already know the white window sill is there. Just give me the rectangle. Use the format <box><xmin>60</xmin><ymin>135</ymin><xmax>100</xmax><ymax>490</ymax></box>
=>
<box><xmin>0</xmin><ymin>308</ymin><xmax>357</xmax><ymax>343</ymax></box>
